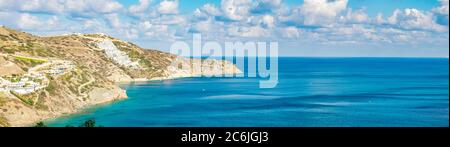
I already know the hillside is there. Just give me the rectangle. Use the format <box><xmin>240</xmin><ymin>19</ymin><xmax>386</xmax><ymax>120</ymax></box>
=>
<box><xmin>0</xmin><ymin>26</ymin><xmax>241</xmax><ymax>127</ymax></box>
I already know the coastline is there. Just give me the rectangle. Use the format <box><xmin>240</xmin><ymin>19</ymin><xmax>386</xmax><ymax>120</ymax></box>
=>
<box><xmin>8</xmin><ymin>57</ymin><xmax>243</xmax><ymax>127</ymax></box>
<box><xmin>21</xmin><ymin>70</ymin><xmax>244</xmax><ymax>127</ymax></box>
<box><xmin>18</xmin><ymin>87</ymin><xmax>128</xmax><ymax>127</ymax></box>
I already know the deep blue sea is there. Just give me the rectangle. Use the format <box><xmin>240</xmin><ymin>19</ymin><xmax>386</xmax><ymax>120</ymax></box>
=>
<box><xmin>47</xmin><ymin>58</ymin><xmax>449</xmax><ymax>127</ymax></box>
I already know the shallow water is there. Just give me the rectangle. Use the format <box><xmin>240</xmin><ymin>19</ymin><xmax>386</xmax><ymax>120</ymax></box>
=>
<box><xmin>47</xmin><ymin>58</ymin><xmax>449</xmax><ymax>127</ymax></box>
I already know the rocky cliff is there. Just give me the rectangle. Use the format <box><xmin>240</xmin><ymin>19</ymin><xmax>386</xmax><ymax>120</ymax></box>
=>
<box><xmin>0</xmin><ymin>26</ymin><xmax>241</xmax><ymax>127</ymax></box>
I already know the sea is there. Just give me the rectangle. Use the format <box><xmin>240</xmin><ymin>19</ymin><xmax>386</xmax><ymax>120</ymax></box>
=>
<box><xmin>47</xmin><ymin>58</ymin><xmax>449</xmax><ymax>127</ymax></box>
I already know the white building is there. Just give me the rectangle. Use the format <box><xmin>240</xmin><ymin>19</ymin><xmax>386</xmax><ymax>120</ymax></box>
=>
<box><xmin>97</xmin><ymin>40</ymin><xmax>140</xmax><ymax>69</ymax></box>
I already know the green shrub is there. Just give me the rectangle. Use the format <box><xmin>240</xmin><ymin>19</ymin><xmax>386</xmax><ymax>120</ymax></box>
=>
<box><xmin>1</xmin><ymin>47</ymin><xmax>16</xmax><ymax>54</ymax></box>
<box><xmin>46</xmin><ymin>81</ymin><xmax>57</xmax><ymax>94</ymax></box>
<box><xmin>34</xmin><ymin>121</ymin><xmax>47</xmax><ymax>127</ymax></box>
<box><xmin>79</xmin><ymin>119</ymin><xmax>96</xmax><ymax>127</ymax></box>
<box><xmin>10</xmin><ymin>91</ymin><xmax>34</xmax><ymax>106</ymax></box>
<box><xmin>14</xmin><ymin>56</ymin><xmax>46</xmax><ymax>64</ymax></box>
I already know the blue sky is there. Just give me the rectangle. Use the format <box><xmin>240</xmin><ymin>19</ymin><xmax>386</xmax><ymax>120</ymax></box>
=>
<box><xmin>0</xmin><ymin>0</ymin><xmax>448</xmax><ymax>57</ymax></box>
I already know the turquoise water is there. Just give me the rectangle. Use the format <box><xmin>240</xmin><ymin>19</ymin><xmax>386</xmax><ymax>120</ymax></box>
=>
<box><xmin>48</xmin><ymin>58</ymin><xmax>449</xmax><ymax>127</ymax></box>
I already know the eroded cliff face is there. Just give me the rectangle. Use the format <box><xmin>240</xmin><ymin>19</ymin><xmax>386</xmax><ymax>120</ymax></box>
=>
<box><xmin>0</xmin><ymin>26</ymin><xmax>241</xmax><ymax>127</ymax></box>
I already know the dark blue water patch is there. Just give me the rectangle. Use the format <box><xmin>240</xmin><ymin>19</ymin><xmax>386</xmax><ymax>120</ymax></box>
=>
<box><xmin>46</xmin><ymin>58</ymin><xmax>449</xmax><ymax>127</ymax></box>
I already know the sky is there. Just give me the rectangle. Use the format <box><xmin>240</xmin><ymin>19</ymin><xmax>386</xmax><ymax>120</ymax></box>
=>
<box><xmin>0</xmin><ymin>0</ymin><xmax>449</xmax><ymax>57</ymax></box>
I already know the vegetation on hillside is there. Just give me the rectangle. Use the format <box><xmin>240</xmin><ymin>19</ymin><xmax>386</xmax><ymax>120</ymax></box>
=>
<box><xmin>10</xmin><ymin>91</ymin><xmax>34</xmax><ymax>106</ymax></box>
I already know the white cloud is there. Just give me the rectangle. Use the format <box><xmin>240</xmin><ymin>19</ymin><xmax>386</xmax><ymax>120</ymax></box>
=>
<box><xmin>314</xmin><ymin>24</ymin><xmax>380</xmax><ymax>42</ymax></box>
<box><xmin>221</xmin><ymin>0</ymin><xmax>253</xmax><ymax>21</ymax></box>
<box><xmin>279</xmin><ymin>0</ymin><xmax>348</xmax><ymax>27</ymax></box>
<box><xmin>190</xmin><ymin>4</ymin><xmax>227</xmax><ymax>38</ymax></box>
<box><xmin>200</xmin><ymin>4</ymin><xmax>222</xmax><ymax>16</ymax></box>
<box><xmin>0</xmin><ymin>0</ymin><xmax>123</xmax><ymax>17</ymax></box>
<box><xmin>252</xmin><ymin>0</ymin><xmax>283</xmax><ymax>13</ymax></box>
<box><xmin>125</xmin><ymin>27</ymin><xmax>139</xmax><ymax>39</ymax></box>
<box><xmin>87</xmin><ymin>0</ymin><xmax>123</xmax><ymax>14</ymax></box>
<box><xmin>228</xmin><ymin>26</ymin><xmax>270</xmax><ymax>38</ymax></box>
<box><xmin>280</xmin><ymin>26</ymin><xmax>301</xmax><ymax>39</ymax></box>
<box><xmin>0</xmin><ymin>0</ymin><xmax>65</xmax><ymax>14</ymax></box>
<box><xmin>82</xmin><ymin>19</ymin><xmax>103</xmax><ymax>30</ymax></box>
<box><xmin>387</xmin><ymin>9</ymin><xmax>401</xmax><ymax>24</ymax></box>
<box><xmin>129</xmin><ymin>0</ymin><xmax>152</xmax><ymax>14</ymax></box>
<box><xmin>157</xmin><ymin>0</ymin><xmax>179</xmax><ymax>15</ymax></box>
<box><xmin>193</xmin><ymin>4</ymin><xmax>222</xmax><ymax>23</ymax></box>
<box><xmin>299</xmin><ymin>0</ymin><xmax>348</xmax><ymax>26</ymax></box>
<box><xmin>388</xmin><ymin>8</ymin><xmax>447</xmax><ymax>32</ymax></box>
<box><xmin>433</xmin><ymin>0</ymin><xmax>449</xmax><ymax>25</ymax></box>
<box><xmin>137</xmin><ymin>21</ymin><xmax>167</xmax><ymax>35</ymax></box>
<box><xmin>340</xmin><ymin>8</ymin><xmax>369</xmax><ymax>24</ymax></box>
<box><xmin>20</xmin><ymin>0</ymin><xmax>65</xmax><ymax>14</ymax></box>
<box><xmin>433</xmin><ymin>0</ymin><xmax>449</xmax><ymax>15</ymax></box>
<box><xmin>117</xmin><ymin>0</ymin><xmax>187</xmax><ymax>40</ymax></box>
<box><xmin>0</xmin><ymin>12</ymin><xmax>16</xmax><ymax>27</ymax></box>
<box><xmin>105</xmin><ymin>13</ymin><xmax>122</xmax><ymax>29</ymax></box>
<box><xmin>374</xmin><ymin>13</ymin><xmax>386</xmax><ymax>24</ymax></box>
<box><xmin>139</xmin><ymin>21</ymin><xmax>153</xmax><ymax>30</ymax></box>
<box><xmin>46</xmin><ymin>16</ymin><xmax>59</xmax><ymax>26</ymax></box>
<box><xmin>190</xmin><ymin>19</ymin><xmax>215</xmax><ymax>33</ymax></box>
<box><xmin>142</xmin><ymin>24</ymin><xmax>173</xmax><ymax>39</ymax></box>
<box><xmin>262</xmin><ymin>15</ymin><xmax>275</xmax><ymax>28</ymax></box>
<box><xmin>17</xmin><ymin>13</ymin><xmax>42</xmax><ymax>29</ymax></box>
<box><xmin>0</xmin><ymin>12</ymin><xmax>60</xmax><ymax>30</ymax></box>
<box><xmin>155</xmin><ymin>15</ymin><xmax>186</xmax><ymax>25</ymax></box>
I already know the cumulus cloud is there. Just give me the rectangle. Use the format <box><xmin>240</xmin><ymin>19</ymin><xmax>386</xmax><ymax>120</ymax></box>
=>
<box><xmin>90</xmin><ymin>0</ymin><xmax>123</xmax><ymax>14</ymax></box>
<box><xmin>340</xmin><ymin>8</ymin><xmax>369</xmax><ymax>24</ymax></box>
<box><xmin>157</xmin><ymin>0</ymin><xmax>179</xmax><ymax>15</ymax></box>
<box><xmin>129</xmin><ymin>0</ymin><xmax>152</xmax><ymax>14</ymax></box>
<box><xmin>0</xmin><ymin>0</ymin><xmax>123</xmax><ymax>17</ymax></box>
<box><xmin>114</xmin><ymin>0</ymin><xmax>185</xmax><ymax>40</ymax></box>
<box><xmin>16</xmin><ymin>13</ymin><xmax>43</xmax><ymax>29</ymax></box>
<box><xmin>433</xmin><ymin>0</ymin><xmax>449</xmax><ymax>25</ymax></box>
<box><xmin>65</xmin><ymin>0</ymin><xmax>123</xmax><ymax>18</ymax></box>
<box><xmin>220</xmin><ymin>0</ymin><xmax>253</xmax><ymax>21</ymax></box>
<box><xmin>197</xmin><ymin>4</ymin><xmax>222</xmax><ymax>17</ymax></box>
<box><xmin>155</xmin><ymin>15</ymin><xmax>186</xmax><ymax>25</ymax></box>
<box><xmin>280</xmin><ymin>26</ymin><xmax>301</xmax><ymax>39</ymax></box>
<box><xmin>252</xmin><ymin>0</ymin><xmax>283</xmax><ymax>13</ymax></box>
<box><xmin>279</xmin><ymin>0</ymin><xmax>348</xmax><ymax>27</ymax></box>
<box><xmin>374</xmin><ymin>13</ymin><xmax>386</xmax><ymax>25</ymax></box>
<box><xmin>299</xmin><ymin>0</ymin><xmax>348</xmax><ymax>26</ymax></box>
<box><xmin>433</xmin><ymin>0</ymin><xmax>449</xmax><ymax>15</ymax></box>
<box><xmin>82</xmin><ymin>19</ymin><xmax>103</xmax><ymax>31</ymax></box>
<box><xmin>189</xmin><ymin>20</ymin><xmax>212</xmax><ymax>33</ymax></box>
<box><xmin>105</xmin><ymin>13</ymin><xmax>122</xmax><ymax>29</ymax></box>
<box><xmin>20</xmin><ymin>0</ymin><xmax>66</xmax><ymax>14</ymax></box>
<box><xmin>387</xmin><ymin>8</ymin><xmax>447</xmax><ymax>32</ymax></box>
<box><xmin>0</xmin><ymin>11</ymin><xmax>60</xmax><ymax>30</ymax></box>
<box><xmin>190</xmin><ymin>4</ymin><xmax>226</xmax><ymax>37</ymax></box>
<box><xmin>228</xmin><ymin>26</ymin><xmax>270</xmax><ymax>38</ymax></box>
<box><xmin>190</xmin><ymin>1</ymin><xmax>280</xmax><ymax>39</ymax></box>
<box><xmin>261</xmin><ymin>15</ymin><xmax>275</xmax><ymax>28</ymax></box>
<box><xmin>0</xmin><ymin>0</ymin><xmax>65</xmax><ymax>14</ymax></box>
